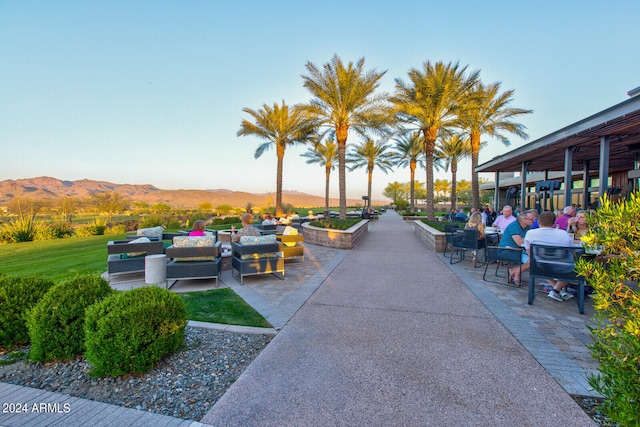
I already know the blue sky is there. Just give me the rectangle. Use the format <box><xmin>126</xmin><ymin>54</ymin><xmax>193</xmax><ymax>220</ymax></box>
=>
<box><xmin>1</xmin><ymin>1</ymin><xmax>639</xmax><ymax>201</ymax></box>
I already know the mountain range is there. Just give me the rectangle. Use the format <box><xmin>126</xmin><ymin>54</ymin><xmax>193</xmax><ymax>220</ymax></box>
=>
<box><xmin>0</xmin><ymin>177</ymin><xmax>369</xmax><ymax>209</ymax></box>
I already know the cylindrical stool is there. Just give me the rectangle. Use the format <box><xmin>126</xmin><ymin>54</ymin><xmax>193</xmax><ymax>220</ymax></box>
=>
<box><xmin>145</xmin><ymin>254</ymin><xmax>167</xmax><ymax>287</ymax></box>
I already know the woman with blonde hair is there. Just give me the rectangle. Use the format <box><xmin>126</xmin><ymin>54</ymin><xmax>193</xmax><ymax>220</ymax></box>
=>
<box><xmin>464</xmin><ymin>211</ymin><xmax>485</xmax><ymax>239</ymax></box>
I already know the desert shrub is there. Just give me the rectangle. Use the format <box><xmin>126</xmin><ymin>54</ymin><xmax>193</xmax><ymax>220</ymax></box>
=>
<box><xmin>140</xmin><ymin>215</ymin><xmax>165</xmax><ymax>228</ymax></box>
<box><xmin>122</xmin><ymin>219</ymin><xmax>139</xmax><ymax>231</ymax></box>
<box><xmin>104</xmin><ymin>224</ymin><xmax>126</xmax><ymax>235</ymax></box>
<box><xmin>164</xmin><ymin>218</ymin><xmax>181</xmax><ymax>229</ymax></box>
<box><xmin>84</xmin><ymin>286</ymin><xmax>187</xmax><ymax>377</ymax></box>
<box><xmin>309</xmin><ymin>218</ymin><xmax>360</xmax><ymax>230</ymax></box>
<box><xmin>75</xmin><ymin>218</ymin><xmax>108</xmax><ymax>236</ymax></box>
<box><xmin>26</xmin><ymin>275</ymin><xmax>113</xmax><ymax>362</ymax></box>
<box><xmin>575</xmin><ymin>193</ymin><xmax>640</xmax><ymax>426</ymax></box>
<box><xmin>0</xmin><ymin>215</ymin><xmax>43</xmax><ymax>242</ymax></box>
<box><xmin>0</xmin><ymin>276</ymin><xmax>55</xmax><ymax>347</ymax></box>
<box><xmin>37</xmin><ymin>222</ymin><xmax>74</xmax><ymax>240</ymax></box>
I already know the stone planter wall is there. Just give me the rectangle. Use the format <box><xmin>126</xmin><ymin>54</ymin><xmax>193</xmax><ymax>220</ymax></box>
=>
<box><xmin>302</xmin><ymin>220</ymin><xmax>369</xmax><ymax>249</ymax></box>
<box><xmin>413</xmin><ymin>220</ymin><xmax>446</xmax><ymax>253</ymax></box>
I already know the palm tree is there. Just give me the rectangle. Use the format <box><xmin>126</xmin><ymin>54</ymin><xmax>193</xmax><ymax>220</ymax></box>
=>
<box><xmin>302</xmin><ymin>54</ymin><xmax>392</xmax><ymax>219</ymax></box>
<box><xmin>301</xmin><ymin>138</ymin><xmax>339</xmax><ymax>216</ymax></box>
<box><xmin>391</xmin><ymin>61</ymin><xmax>479</xmax><ymax>220</ymax></box>
<box><xmin>434</xmin><ymin>133</ymin><xmax>472</xmax><ymax>210</ymax></box>
<box><xmin>457</xmin><ymin>81</ymin><xmax>532</xmax><ymax>208</ymax></box>
<box><xmin>434</xmin><ymin>179</ymin><xmax>451</xmax><ymax>199</ymax></box>
<box><xmin>392</xmin><ymin>131</ymin><xmax>424</xmax><ymax>212</ymax></box>
<box><xmin>347</xmin><ymin>137</ymin><xmax>395</xmax><ymax>210</ymax></box>
<box><xmin>237</xmin><ymin>101</ymin><xmax>317</xmax><ymax>216</ymax></box>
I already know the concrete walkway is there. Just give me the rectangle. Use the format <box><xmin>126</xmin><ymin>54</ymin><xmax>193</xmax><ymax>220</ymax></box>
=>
<box><xmin>201</xmin><ymin>211</ymin><xmax>596</xmax><ymax>426</ymax></box>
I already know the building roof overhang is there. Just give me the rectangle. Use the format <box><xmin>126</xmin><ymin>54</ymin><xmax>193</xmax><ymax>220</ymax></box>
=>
<box><xmin>475</xmin><ymin>95</ymin><xmax>640</xmax><ymax>174</ymax></box>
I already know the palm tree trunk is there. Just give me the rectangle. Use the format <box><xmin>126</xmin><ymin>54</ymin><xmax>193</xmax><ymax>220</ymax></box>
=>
<box><xmin>470</xmin><ymin>132</ymin><xmax>481</xmax><ymax>209</ymax></box>
<box><xmin>424</xmin><ymin>126</ymin><xmax>438</xmax><ymax>220</ymax></box>
<box><xmin>367</xmin><ymin>167</ymin><xmax>373</xmax><ymax>210</ymax></box>
<box><xmin>336</xmin><ymin>125</ymin><xmax>348</xmax><ymax>219</ymax></box>
<box><xmin>276</xmin><ymin>144</ymin><xmax>285</xmax><ymax>216</ymax></box>
<box><xmin>410</xmin><ymin>161</ymin><xmax>416</xmax><ymax>213</ymax></box>
<box><xmin>324</xmin><ymin>165</ymin><xmax>331</xmax><ymax>217</ymax></box>
<box><xmin>451</xmin><ymin>159</ymin><xmax>458</xmax><ymax>210</ymax></box>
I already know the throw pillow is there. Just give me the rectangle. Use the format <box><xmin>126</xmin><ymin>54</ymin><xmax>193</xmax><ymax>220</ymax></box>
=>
<box><xmin>239</xmin><ymin>234</ymin><xmax>277</xmax><ymax>245</ymax></box>
<box><xmin>172</xmin><ymin>235</ymin><xmax>216</xmax><ymax>261</ymax></box>
<box><xmin>282</xmin><ymin>226</ymin><xmax>298</xmax><ymax>247</ymax></box>
<box><xmin>136</xmin><ymin>226</ymin><xmax>164</xmax><ymax>240</ymax></box>
<box><xmin>127</xmin><ymin>237</ymin><xmax>151</xmax><ymax>257</ymax></box>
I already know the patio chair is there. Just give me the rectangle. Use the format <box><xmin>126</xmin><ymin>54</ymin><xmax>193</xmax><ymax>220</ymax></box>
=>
<box><xmin>231</xmin><ymin>236</ymin><xmax>284</xmax><ymax>284</ymax></box>
<box><xmin>528</xmin><ymin>243</ymin><xmax>586</xmax><ymax>314</ymax></box>
<box><xmin>107</xmin><ymin>239</ymin><xmax>164</xmax><ymax>277</ymax></box>
<box><xmin>165</xmin><ymin>237</ymin><xmax>222</xmax><ymax>285</ymax></box>
<box><xmin>449</xmin><ymin>230</ymin><xmax>487</xmax><ymax>268</ymax></box>
<box><xmin>277</xmin><ymin>234</ymin><xmax>304</xmax><ymax>262</ymax></box>
<box><xmin>449</xmin><ymin>229</ymin><xmax>487</xmax><ymax>268</ymax></box>
<box><xmin>483</xmin><ymin>246</ymin><xmax>525</xmax><ymax>286</ymax></box>
<box><xmin>443</xmin><ymin>224</ymin><xmax>461</xmax><ymax>257</ymax></box>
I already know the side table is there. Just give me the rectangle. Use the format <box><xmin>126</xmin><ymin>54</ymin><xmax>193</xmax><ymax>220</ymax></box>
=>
<box><xmin>145</xmin><ymin>254</ymin><xmax>167</xmax><ymax>288</ymax></box>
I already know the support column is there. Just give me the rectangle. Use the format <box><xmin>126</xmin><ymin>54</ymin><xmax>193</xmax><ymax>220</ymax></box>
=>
<box><xmin>564</xmin><ymin>147</ymin><xmax>573</xmax><ymax>207</ymax></box>
<box><xmin>520</xmin><ymin>162</ymin><xmax>527</xmax><ymax>213</ymax></box>
<box><xmin>599</xmin><ymin>136</ymin><xmax>610</xmax><ymax>200</ymax></box>
<box><xmin>494</xmin><ymin>171</ymin><xmax>500</xmax><ymax>211</ymax></box>
<box><xmin>582</xmin><ymin>160</ymin><xmax>590</xmax><ymax>209</ymax></box>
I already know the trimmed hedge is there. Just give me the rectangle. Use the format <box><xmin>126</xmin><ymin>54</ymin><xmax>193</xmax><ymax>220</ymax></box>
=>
<box><xmin>84</xmin><ymin>286</ymin><xmax>187</xmax><ymax>377</ymax></box>
<box><xmin>26</xmin><ymin>275</ymin><xmax>113</xmax><ymax>362</ymax></box>
<box><xmin>0</xmin><ymin>276</ymin><xmax>55</xmax><ymax>347</ymax></box>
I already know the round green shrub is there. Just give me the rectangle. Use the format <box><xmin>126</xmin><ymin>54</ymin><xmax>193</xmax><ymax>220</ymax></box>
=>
<box><xmin>26</xmin><ymin>275</ymin><xmax>113</xmax><ymax>362</ymax></box>
<box><xmin>0</xmin><ymin>276</ymin><xmax>55</xmax><ymax>347</ymax></box>
<box><xmin>84</xmin><ymin>286</ymin><xmax>187</xmax><ymax>377</ymax></box>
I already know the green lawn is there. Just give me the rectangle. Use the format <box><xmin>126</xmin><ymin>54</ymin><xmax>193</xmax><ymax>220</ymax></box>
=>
<box><xmin>0</xmin><ymin>235</ymin><xmax>270</xmax><ymax>327</ymax></box>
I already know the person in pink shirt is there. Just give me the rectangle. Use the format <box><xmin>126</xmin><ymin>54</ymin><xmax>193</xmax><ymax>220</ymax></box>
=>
<box><xmin>492</xmin><ymin>205</ymin><xmax>517</xmax><ymax>230</ymax></box>
<box><xmin>188</xmin><ymin>220</ymin><xmax>207</xmax><ymax>236</ymax></box>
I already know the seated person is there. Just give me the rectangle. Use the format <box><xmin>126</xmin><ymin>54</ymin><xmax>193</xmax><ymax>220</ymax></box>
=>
<box><xmin>262</xmin><ymin>213</ymin><xmax>277</xmax><ymax>225</ymax></box>
<box><xmin>492</xmin><ymin>205</ymin><xmax>517</xmax><ymax>230</ymax></box>
<box><xmin>455</xmin><ymin>209</ymin><xmax>467</xmax><ymax>222</ymax></box>
<box><xmin>524</xmin><ymin>211</ymin><xmax>576</xmax><ymax>301</ymax></box>
<box><xmin>188</xmin><ymin>220</ymin><xmax>207</xmax><ymax>236</ymax></box>
<box><xmin>568</xmin><ymin>211</ymin><xmax>589</xmax><ymax>240</ymax></box>
<box><xmin>232</xmin><ymin>213</ymin><xmax>261</xmax><ymax>242</ymax></box>
<box><xmin>464</xmin><ymin>212</ymin><xmax>485</xmax><ymax>239</ymax></box>
<box><xmin>498</xmin><ymin>210</ymin><xmax>536</xmax><ymax>286</ymax></box>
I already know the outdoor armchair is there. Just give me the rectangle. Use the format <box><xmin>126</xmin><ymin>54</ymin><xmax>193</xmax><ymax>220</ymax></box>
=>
<box><xmin>165</xmin><ymin>237</ymin><xmax>222</xmax><ymax>285</ymax></box>
<box><xmin>483</xmin><ymin>246</ymin><xmax>525</xmax><ymax>286</ymax></box>
<box><xmin>528</xmin><ymin>243</ymin><xmax>586</xmax><ymax>314</ymax></box>
<box><xmin>449</xmin><ymin>229</ymin><xmax>487</xmax><ymax>268</ymax></box>
<box><xmin>231</xmin><ymin>236</ymin><xmax>284</xmax><ymax>284</ymax></box>
<box><xmin>107</xmin><ymin>239</ymin><xmax>164</xmax><ymax>277</ymax></box>
<box><xmin>277</xmin><ymin>234</ymin><xmax>304</xmax><ymax>262</ymax></box>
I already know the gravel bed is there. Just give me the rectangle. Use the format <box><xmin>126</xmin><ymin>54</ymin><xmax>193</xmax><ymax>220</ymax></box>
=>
<box><xmin>0</xmin><ymin>326</ymin><xmax>272</xmax><ymax>421</ymax></box>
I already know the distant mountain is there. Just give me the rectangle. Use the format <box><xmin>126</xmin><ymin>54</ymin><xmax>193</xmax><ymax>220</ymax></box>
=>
<box><xmin>0</xmin><ymin>177</ymin><xmax>368</xmax><ymax>209</ymax></box>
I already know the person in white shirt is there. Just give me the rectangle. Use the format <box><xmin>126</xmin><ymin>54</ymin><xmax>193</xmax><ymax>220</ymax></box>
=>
<box><xmin>492</xmin><ymin>205</ymin><xmax>517</xmax><ymax>230</ymax></box>
<box><xmin>524</xmin><ymin>211</ymin><xmax>576</xmax><ymax>302</ymax></box>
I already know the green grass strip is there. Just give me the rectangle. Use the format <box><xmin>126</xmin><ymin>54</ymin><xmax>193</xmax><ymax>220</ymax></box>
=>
<box><xmin>180</xmin><ymin>288</ymin><xmax>271</xmax><ymax>328</ymax></box>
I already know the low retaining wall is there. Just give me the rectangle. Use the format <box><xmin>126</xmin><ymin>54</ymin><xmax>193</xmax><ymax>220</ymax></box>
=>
<box><xmin>302</xmin><ymin>220</ymin><xmax>369</xmax><ymax>249</ymax></box>
<box><xmin>413</xmin><ymin>220</ymin><xmax>446</xmax><ymax>253</ymax></box>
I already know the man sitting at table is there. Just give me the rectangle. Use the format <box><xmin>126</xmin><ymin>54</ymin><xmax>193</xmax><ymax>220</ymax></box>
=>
<box><xmin>524</xmin><ymin>211</ymin><xmax>576</xmax><ymax>302</ymax></box>
<box><xmin>493</xmin><ymin>205</ymin><xmax>517</xmax><ymax>230</ymax></box>
<box><xmin>498</xmin><ymin>210</ymin><xmax>535</xmax><ymax>286</ymax></box>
